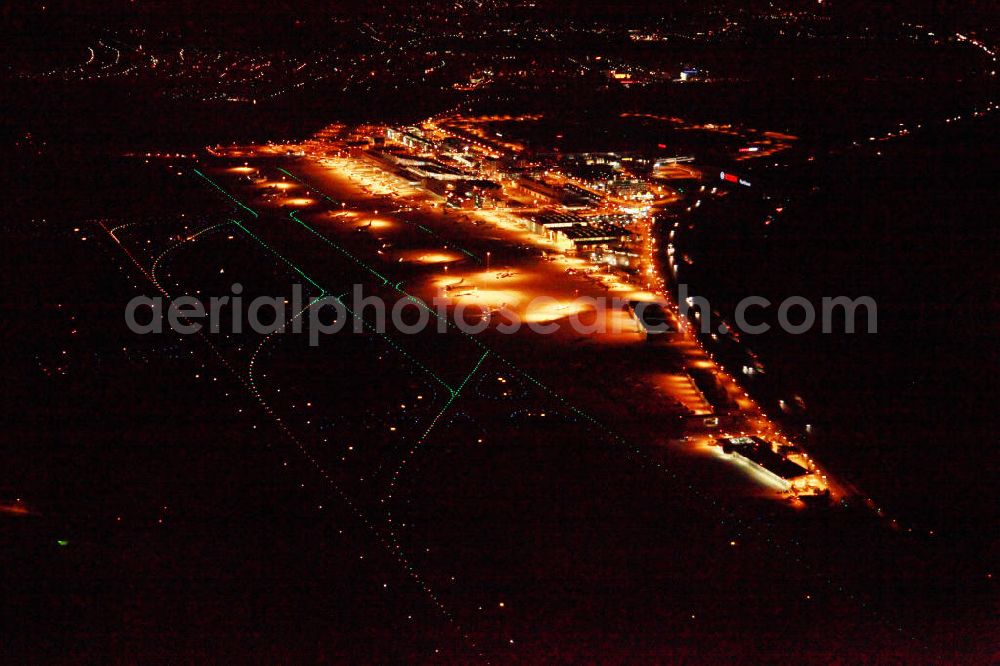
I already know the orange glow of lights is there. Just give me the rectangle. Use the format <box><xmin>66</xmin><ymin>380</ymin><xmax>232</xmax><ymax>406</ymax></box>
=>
<box><xmin>522</xmin><ymin>299</ymin><xmax>593</xmax><ymax>324</ymax></box>
<box><xmin>396</xmin><ymin>250</ymin><xmax>465</xmax><ymax>264</ymax></box>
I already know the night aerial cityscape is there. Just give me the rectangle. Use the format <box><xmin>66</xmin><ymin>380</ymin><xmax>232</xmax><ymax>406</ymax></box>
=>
<box><xmin>1</xmin><ymin>0</ymin><xmax>997</xmax><ymax>661</ymax></box>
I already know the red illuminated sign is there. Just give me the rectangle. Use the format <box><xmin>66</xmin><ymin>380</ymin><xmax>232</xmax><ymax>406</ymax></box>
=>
<box><xmin>719</xmin><ymin>171</ymin><xmax>751</xmax><ymax>187</ymax></box>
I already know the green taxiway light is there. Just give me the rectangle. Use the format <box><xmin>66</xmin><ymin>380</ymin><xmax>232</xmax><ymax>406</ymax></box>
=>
<box><xmin>57</xmin><ymin>540</ymin><xmax>69</xmax><ymax>546</ymax></box>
